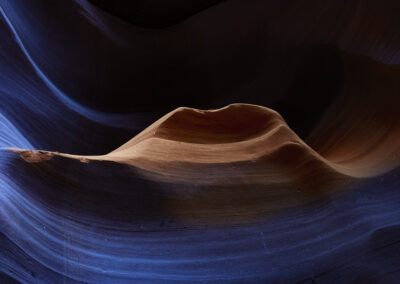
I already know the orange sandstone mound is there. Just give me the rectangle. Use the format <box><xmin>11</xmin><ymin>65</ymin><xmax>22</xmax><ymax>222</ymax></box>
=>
<box><xmin>10</xmin><ymin>104</ymin><xmax>351</xmax><ymax>186</ymax></box>
<box><xmin>7</xmin><ymin>104</ymin><xmax>358</xmax><ymax>224</ymax></box>
<box><xmin>11</xmin><ymin>102</ymin><xmax>400</xmax><ymax>223</ymax></box>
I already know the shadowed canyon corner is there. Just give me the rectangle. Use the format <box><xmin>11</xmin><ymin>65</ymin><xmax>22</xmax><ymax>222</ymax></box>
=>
<box><xmin>1</xmin><ymin>0</ymin><xmax>400</xmax><ymax>283</ymax></box>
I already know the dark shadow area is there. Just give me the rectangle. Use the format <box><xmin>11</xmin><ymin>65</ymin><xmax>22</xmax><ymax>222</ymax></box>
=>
<box><xmin>274</xmin><ymin>45</ymin><xmax>344</xmax><ymax>139</ymax></box>
<box><xmin>88</xmin><ymin>0</ymin><xmax>224</xmax><ymax>28</ymax></box>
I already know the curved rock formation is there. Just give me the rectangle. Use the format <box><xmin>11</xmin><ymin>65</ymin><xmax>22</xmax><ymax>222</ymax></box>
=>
<box><xmin>2</xmin><ymin>0</ymin><xmax>400</xmax><ymax>283</ymax></box>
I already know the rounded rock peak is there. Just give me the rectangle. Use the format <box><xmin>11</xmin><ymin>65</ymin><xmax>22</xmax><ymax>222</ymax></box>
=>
<box><xmin>152</xmin><ymin>103</ymin><xmax>285</xmax><ymax>144</ymax></box>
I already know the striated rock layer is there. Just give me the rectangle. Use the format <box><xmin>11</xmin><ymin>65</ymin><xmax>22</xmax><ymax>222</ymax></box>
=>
<box><xmin>3</xmin><ymin>102</ymin><xmax>400</xmax><ymax>283</ymax></box>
